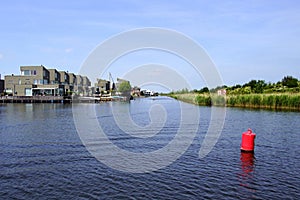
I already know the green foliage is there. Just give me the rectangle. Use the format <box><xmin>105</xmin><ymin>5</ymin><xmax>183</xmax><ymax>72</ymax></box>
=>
<box><xmin>226</xmin><ymin>94</ymin><xmax>300</xmax><ymax>110</ymax></box>
<box><xmin>281</xmin><ymin>76</ymin><xmax>298</xmax><ymax>88</ymax></box>
<box><xmin>195</xmin><ymin>95</ymin><xmax>211</xmax><ymax>106</ymax></box>
<box><xmin>118</xmin><ymin>81</ymin><xmax>131</xmax><ymax>92</ymax></box>
<box><xmin>226</xmin><ymin>76</ymin><xmax>300</xmax><ymax>95</ymax></box>
<box><xmin>165</xmin><ymin>75</ymin><xmax>300</xmax><ymax>111</ymax></box>
<box><xmin>199</xmin><ymin>87</ymin><xmax>209</xmax><ymax>93</ymax></box>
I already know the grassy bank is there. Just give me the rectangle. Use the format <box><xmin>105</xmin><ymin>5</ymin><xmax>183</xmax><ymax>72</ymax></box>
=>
<box><xmin>168</xmin><ymin>93</ymin><xmax>300</xmax><ymax>111</ymax></box>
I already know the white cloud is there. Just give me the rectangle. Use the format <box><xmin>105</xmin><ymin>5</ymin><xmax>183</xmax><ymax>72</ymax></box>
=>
<box><xmin>0</xmin><ymin>53</ymin><xmax>3</xmax><ymax>60</ymax></box>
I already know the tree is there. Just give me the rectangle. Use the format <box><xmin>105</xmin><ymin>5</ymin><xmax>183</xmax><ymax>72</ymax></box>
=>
<box><xmin>243</xmin><ymin>80</ymin><xmax>257</xmax><ymax>89</ymax></box>
<box><xmin>254</xmin><ymin>80</ymin><xmax>266</xmax><ymax>93</ymax></box>
<box><xmin>281</xmin><ymin>76</ymin><xmax>298</xmax><ymax>88</ymax></box>
<box><xmin>243</xmin><ymin>79</ymin><xmax>266</xmax><ymax>93</ymax></box>
<box><xmin>199</xmin><ymin>87</ymin><xmax>209</xmax><ymax>93</ymax></box>
<box><xmin>118</xmin><ymin>81</ymin><xmax>131</xmax><ymax>92</ymax></box>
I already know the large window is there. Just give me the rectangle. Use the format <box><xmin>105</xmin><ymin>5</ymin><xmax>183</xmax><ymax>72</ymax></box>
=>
<box><xmin>21</xmin><ymin>70</ymin><xmax>30</xmax><ymax>75</ymax></box>
<box><xmin>21</xmin><ymin>70</ymin><xmax>36</xmax><ymax>76</ymax></box>
<box><xmin>5</xmin><ymin>89</ymin><xmax>12</xmax><ymax>94</ymax></box>
<box><xmin>25</xmin><ymin>88</ymin><xmax>32</xmax><ymax>96</ymax></box>
<box><xmin>34</xmin><ymin>79</ymin><xmax>44</xmax><ymax>84</ymax></box>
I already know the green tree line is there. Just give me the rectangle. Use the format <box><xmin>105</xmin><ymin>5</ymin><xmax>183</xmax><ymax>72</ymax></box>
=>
<box><xmin>167</xmin><ymin>76</ymin><xmax>300</xmax><ymax>111</ymax></box>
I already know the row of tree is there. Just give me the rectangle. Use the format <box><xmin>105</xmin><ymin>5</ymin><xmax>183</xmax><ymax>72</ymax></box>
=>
<box><xmin>193</xmin><ymin>76</ymin><xmax>300</xmax><ymax>95</ymax></box>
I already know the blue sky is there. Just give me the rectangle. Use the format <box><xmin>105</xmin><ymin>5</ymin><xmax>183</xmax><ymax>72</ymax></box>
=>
<box><xmin>0</xmin><ymin>0</ymin><xmax>300</xmax><ymax>90</ymax></box>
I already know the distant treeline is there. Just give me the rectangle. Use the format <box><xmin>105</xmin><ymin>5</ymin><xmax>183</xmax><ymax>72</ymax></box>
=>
<box><xmin>167</xmin><ymin>76</ymin><xmax>300</xmax><ymax>111</ymax></box>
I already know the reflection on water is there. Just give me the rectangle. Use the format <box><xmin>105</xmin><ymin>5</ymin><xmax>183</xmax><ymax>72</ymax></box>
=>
<box><xmin>240</xmin><ymin>152</ymin><xmax>255</xmax><ymax>175</ymax></box>
<box><xmin>238</xmin><ymin>152</ymin><xmax>256</xmax><ymax>198</ymax></box>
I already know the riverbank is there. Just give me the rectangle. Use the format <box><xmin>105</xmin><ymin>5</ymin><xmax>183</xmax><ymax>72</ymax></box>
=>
<box><xmin>167</xmin><ymin>93</ymin><xmax>300</xmax><ymax>111</ymax></box>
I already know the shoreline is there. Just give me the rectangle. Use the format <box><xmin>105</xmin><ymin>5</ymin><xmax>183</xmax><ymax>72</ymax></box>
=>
<box><xmin>166</xmin><ymin>93</ymin><xmax>300</xmax><ymax>112</ymax></box>
<box><xmin>0</xmin><ymin>95</ymin><xmax>128</xmax><ymax>104</ymax></box>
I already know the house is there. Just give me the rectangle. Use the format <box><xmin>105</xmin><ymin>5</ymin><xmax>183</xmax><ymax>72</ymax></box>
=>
<box><xmin>0</xmin><ymin>78</ymin><xmax>4</xmax><ymax>95</ymax></box>
<box><xmin>131</xmin><ymin>86</ymin><xmax>141</xmax><ymax>96</ymax></box>
<box><xmin>82</xmin><ymin>76</ymin><xmax>92</xmax><ymax>96</ymax></box>
<box><xmin>5</xmin><ymin>65</ymin><xmax>50</xmax><ymax>96</ymax></box>
<box><xmin>59</xmin><ymin>71</ymin><xmax>71</xmax><ymax>95</ymax></box>
<box><xmin>4</xmin><ymin>65</ymin><xmax>91</xmax><ymax>97</ymax></box>
<box><xmin>95</xmin><ymin>79</ymin><xmax>110</xmax><ymax>94</ymax></box>
<box><xmin>48</xmin><ymin>69</ymin><xmax>61</xmax><ymax>84</ymax></box>
<box><xmin>217</xmin><ymin>89</ymin><xmax>227</xmax><ymax>96</ymax></box>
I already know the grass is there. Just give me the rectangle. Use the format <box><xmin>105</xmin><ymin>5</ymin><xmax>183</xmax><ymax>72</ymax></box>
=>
<box><xmin>226</xmin><ymin>94</ymin><xmax>300</xmax><ymax>110</ymax></box>
<box><xmin>168</xmin><ymin>93</ymin><xmax>300</xmax><ymax>111</ymax></box>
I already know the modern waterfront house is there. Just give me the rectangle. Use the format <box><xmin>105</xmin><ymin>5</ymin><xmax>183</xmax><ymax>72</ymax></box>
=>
<box><xmin>0</xmin><ymin>78</ymin><xmax>4</xmax><ymax>94</ymax></box>
<box><xmin>4</xmin><ymin>65</ymin><xmax>91</xmax><ymax>96</ymax></box>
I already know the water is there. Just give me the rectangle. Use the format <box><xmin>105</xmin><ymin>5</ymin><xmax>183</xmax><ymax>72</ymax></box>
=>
<box><xmin>0</xmin><ymin>97</ymin><xmax>299</xmax><ymax>199</ymax></box>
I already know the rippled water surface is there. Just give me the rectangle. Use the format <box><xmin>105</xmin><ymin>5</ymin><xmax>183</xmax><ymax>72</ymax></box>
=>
<box><xmin>0</xmin><ymin>97</ymin><xmax>299</xmax><ymax>199</ymax></box>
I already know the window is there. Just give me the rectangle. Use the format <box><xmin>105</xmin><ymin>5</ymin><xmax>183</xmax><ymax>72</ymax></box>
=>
<box><xmin>21</xmin><ymin>70</ymin><xmax>30</xmax><ymax>75</ymax></box>
<box><xmin>6</xmin><ymin>89</ymin><xmax>13</xmax><ymax>93</ymax></box>
<box><xmin>35</xmin><ymin>79</ymin><xmax>44</xmax><ymax>85</ymax></box>
<box><xmin>18</xmin><ymin>79</ymin><xmax>21</xmax><ymax>85</ymax></box>
<box><xmin>25</xmin><ymin>88</ymin><xmax>32</xmax><ymax>96</ymax></box>
<box><xmin>43</xmin><ymin>70</ymin><xmax>49</xmax><ymax>78</ymax></box>
<box><xmin>21</xmin><ymin>70</ymin><xmax>36</xmax><ymax>76</ymax></box>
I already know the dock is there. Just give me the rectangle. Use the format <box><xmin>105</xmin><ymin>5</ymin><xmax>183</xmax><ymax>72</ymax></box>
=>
<box><xmin>0</xmin><ymin>95</ymin><xmax>129</xmax><ymax>104</ymax></box>
<box><xmin>0</xmin><ymin>96</ymin><xmax>71</xmax><ymax>104</ymax></box>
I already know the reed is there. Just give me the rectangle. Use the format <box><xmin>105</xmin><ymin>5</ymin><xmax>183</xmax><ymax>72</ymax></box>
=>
<box><xmin>168</xmin><ymin>93</ymin><xmax>198</xmax><ymax>104</ymax></box>
<box><xmin>168</xmin><ymin>93</ymin><xmax>300</xmax><ymax>111</ymax></box>
<box><xmin>226</xmin><ymin>94</ymin><xmax>300</xmax><ymax>110</ymax></box>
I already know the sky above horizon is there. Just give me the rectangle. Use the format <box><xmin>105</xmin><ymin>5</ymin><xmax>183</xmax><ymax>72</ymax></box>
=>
<box><xmin>0</xmin><ymin>0</ymin><xmax>299</xmax><ymax>91</ymax></box>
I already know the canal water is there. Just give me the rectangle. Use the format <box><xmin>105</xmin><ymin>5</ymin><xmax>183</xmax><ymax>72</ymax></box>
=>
<box><xmin>0</xmin><ymin>97</ymin><xmax>299</xmax><ymax>199</ymax></box>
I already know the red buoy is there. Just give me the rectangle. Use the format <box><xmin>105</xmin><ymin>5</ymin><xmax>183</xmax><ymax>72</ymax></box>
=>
<box><xmin>241</xmin><ymin>128</ymin><xmax>256</xmax><ymax>152</ymax></box>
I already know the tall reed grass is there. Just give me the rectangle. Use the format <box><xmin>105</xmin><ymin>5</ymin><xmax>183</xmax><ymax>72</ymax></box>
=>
<box><xmin>169</xmin><ymin>93</ymin><xmax>300</xmax><ymax>111</ymax></box>
<box><xmin>226</xmin><ymin>94</ymin><xmax>300</xmax><ymax>110</ymax></box>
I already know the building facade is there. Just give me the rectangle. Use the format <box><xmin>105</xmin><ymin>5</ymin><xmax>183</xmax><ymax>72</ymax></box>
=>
<box><xmin>48</xmin><ymin>69</ymin><xmax>61</xmax><ymax>84</ymax></box>
<box><xmin>5</xmin><ymin>65</ymin><xmax>50</xmax><ymax>96</ymax></box>
<box><xmin>95</xmin><ymin>79</ymin><xmax>110</xmax><ymax>94</ymax></box>
<box><xmin>0</xmin><ymin>79</ymin><xmax>4</xmax><ymax>94</ymax></box>
<box><xmin>4</xmin><ymin>65</ymin><xmax>92</xmax><ymax>97</ymax></box>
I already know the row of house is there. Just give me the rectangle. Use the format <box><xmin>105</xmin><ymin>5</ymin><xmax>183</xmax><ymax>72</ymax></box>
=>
<box><xmin>3</xmin><ymin>65</ymin><xmax>92</xmax><ymax>96</ymax></box>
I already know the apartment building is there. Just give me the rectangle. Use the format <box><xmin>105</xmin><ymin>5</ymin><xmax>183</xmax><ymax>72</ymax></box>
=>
<box><xmin>0</xmin><ymin>79</ymin><xmax>4</xmax><ymax>94</ymax></box>
<box><xmin>4</xmin><ymin>65</ymin><xmax>91</xmax><ymax>96</ymax></box>
<box><xmin>5</xmin><ymin>65</ymin><xmax>50</xmax><ymax>96</ymax></box>
<box><xmin>48</xmin><ymin>69</ymin><xmax>61</xmax><ymax>84</ymax></box>
<box><xmin>82</xmin><ymin>76</ymin><xmax>92</xmax><ymax>96</ymax></box>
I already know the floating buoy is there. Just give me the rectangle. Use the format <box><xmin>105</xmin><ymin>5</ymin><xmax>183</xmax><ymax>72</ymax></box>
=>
<box><xmin>241</xmin><ymin>128</ymin><xmax>256</xmax><ymax>152</ymax></box>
